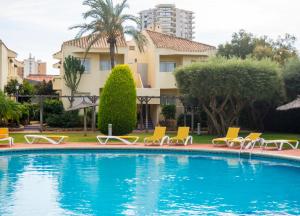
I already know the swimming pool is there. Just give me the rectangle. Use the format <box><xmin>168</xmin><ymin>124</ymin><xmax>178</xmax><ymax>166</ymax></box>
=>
<box><xmin>0</xmin><ymin>149</ymin><xmax>299</xmax><ymax>215</ymax></box>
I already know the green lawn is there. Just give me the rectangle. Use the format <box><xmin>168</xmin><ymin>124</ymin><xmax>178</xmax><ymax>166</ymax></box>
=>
<box><xmin>6</xmin><ymin>131</ymin><xmax>300</xmax><ymax>146</ymax></box>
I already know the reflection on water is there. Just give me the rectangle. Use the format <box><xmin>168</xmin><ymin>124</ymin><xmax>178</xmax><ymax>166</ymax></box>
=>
<box><xmin>0</xmin><ymin>152</ymin><xmax>300</xmax><ymax>215</ymax></box>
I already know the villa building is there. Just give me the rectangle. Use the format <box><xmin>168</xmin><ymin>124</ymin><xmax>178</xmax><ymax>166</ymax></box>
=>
<box><xmin>140</xmin><ymin>4</ymin><xmax>195</xmax><ymax>40</ymax></box>
<box><xmin>0</xmin><ymin>40</ymin><xmax>24</xmax><ymax>91</ymax></box>
<box><xmin>52</xmin><ymin>30</ymin><xmax>216</xmax><ymax>125</ymax></box>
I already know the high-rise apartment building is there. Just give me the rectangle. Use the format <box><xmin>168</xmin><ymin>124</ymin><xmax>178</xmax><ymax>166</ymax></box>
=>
<box><xmin>23</xmin><ymin>54</ymin><xmax>47</xmax><ymax>77</ymax></box>
<box><xmin>139</xmin><ymin>4</ymin><xmax>195</xmax><ymax>40</ymax></box>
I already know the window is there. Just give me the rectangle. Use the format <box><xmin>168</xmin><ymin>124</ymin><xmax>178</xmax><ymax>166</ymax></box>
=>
<box><xmin>161</xmin><ymin>95</ymin><xmax>176</xmax><ymax>105</ymax></box>
<box><xmin>81</xmin><ymin>59</ymin><xmax>90</xmax><ymax>73</ymax></box>
<box><xmin>100</xmin><ymin>60</ymin><xmax>118</xmax><ymax>71</ymax></box>
<box><xmin>160</xmin><ymin>62</ymin><xmax>176</xmax><ymax>72</ymax></box>
<box><xmin>100</xmin><ymin>60</ymin><xmax>111</xmax><ymax>71</ymax></box>
<box><xmin>129</xmin><ymin>46</ymin><xmax>135</xmax><ymax>50</ymax></box>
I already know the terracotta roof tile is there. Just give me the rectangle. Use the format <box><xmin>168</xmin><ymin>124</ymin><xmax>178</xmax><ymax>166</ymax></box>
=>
<box><xmin>63</xmin><ymin>34</ymin><xmax>127</xmax><ymax>49</ymax></box>
<box><xmin>26</xmin><ymin>75</ymin><xmax>55</xmax><ymax>82</ymax></box>
<box><xmin>146</xmin><ymin>30</ymin><xmax>216</xmax><ymax>52</ymax></box>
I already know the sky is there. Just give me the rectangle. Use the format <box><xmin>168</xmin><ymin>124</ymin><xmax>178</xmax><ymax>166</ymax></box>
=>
<box><xmin>0</xmin><ymin>0</ymin><xmax>300</xmax><ymax>75</ymax></box>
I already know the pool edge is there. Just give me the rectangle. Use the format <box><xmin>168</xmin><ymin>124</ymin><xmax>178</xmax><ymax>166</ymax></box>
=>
<box><xmin>1</xmin><ymin>145</ymin><xmax>300</xmax><ymax>162</ymax></box>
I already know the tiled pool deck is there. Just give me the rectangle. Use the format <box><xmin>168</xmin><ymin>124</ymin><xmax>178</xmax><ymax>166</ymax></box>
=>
<box><xmin>1</xmin><ymin>142</ymin><xmax>300</xmax><ymax>161</ymax></box>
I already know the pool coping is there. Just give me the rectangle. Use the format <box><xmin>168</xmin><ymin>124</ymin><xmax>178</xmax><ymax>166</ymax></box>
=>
<box><xmin>1</xmin><ymin>143</ymin><xmax>300</xmax><ymax>163</ymax></box>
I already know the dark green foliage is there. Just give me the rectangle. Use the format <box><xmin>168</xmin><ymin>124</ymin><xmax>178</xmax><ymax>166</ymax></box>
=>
<box><xmin>26</xmin><ymin>103</ymin><xmax>40</xmax><ymax>121</ymax></box>
<box><xmin>18</xmin><ymin>104</ymin><xmax>30</xmax><ymax>125</ymax></box>
<box><xmin>175</xmin><ymin>57</ymin><xmax>284</xmax><ymax>135</ymax></box>
<box><xmin>283</xmin><ymin>58</ymin><xmax>300</xmax><ymax>100</ymax></box>
<box><xmin>98</xmin><ymin>65</ymin><xmax>137</xmax><ymax>135</ymax></box>
<box><xmin>4</xmin><ymin>79</ymin><xmax>35</xmax><ymax>103</ymax></box>
<box><xmin>35</xmin><ymin>80</ymin><xmax>57</xmax><ymax>95</ymax></box>
<box><xmin>46</xmin><ymin>111</ymin><xmax>81</xmax><ymax>128</ymax></box>
<box><xmin>217</xmin><ymin>29</ymin><xmax>297</xmax><ymax>65</ymax></box>
<box><xmin>43</xmin><ymin>99</ymin><xmax>64</xmax><ymax>115</ymax></box>
<box><xmin>161</xmin><ymin>105</ymin><xmax>176</xmax><ymax>120</ymax></box>
<box><xmin>22</xmin><ymin>80</ymin><xmax>36</xmax><ymax>96</ymax></box>
<box><xmin>4</xmin><ymin>79</ymin><xmax>19</xmax><ymax>96</ymax></box>
<box><xmin>218</xmin><ymin>30</ymin><xmax>255</xmax><ymax>59</ymax></box>
<box><xmin>43</xmin><ymin>99</ymin><xmax>81</xmax><ymax>128</ymax></box>
<box><xmin>0</xmin><ymin>91</ymin><xmax>22</xmax><ymax>126</ymax></box>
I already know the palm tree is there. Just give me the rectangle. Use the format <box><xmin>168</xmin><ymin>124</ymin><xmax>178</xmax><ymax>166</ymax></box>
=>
<box><xmin>71</xmin><ymin>0</ymin><xmax>147</xmax><ymax>69</ymax></box>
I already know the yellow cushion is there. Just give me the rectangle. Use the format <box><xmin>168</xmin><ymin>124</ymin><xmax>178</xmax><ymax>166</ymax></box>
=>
<box><xmin>145</xmin><ymin>127</ymin><xmax>166</xmax><ymax>141</ymax></box>
<box><xmin>46</xmin><ymin>135</ymin><xmax>69</xmax><ymax>139</ymax></box>
<box><xmin>118</xmin><ymin>136</ymin><xmax>138</xmax><ymax>139</ymax></box>
<box><xmin>226</xmin><ymin>127</ymin><xmax>240</xmax><ymax>139</ymax></box>
<box><xmin>0</xmin><ymin>128</ymin><xmax>9</xmax><ymax>139</ymax></box>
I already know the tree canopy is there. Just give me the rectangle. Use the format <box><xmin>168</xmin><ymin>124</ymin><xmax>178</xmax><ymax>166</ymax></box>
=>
<box><xmin>35</xmin><ymin>80</ymin><xmax>57</xmax><ymax>95</ymax></box>
<box><xmin>218</xmin><ymin>29</ymin><xmax>297</xmax><ymax>65</ymax></box>
<box><xmin>283</xmin><ymin>57</ymin><xmax>300</xmax><ymax>100</ymax></box>
<box><xmin>4</xmin><ymin>79</ymin><xmax>35</xmax><ymax>103</ymax></box>
<box><xmin>175</xmin><ymin>57</ymin><xmax>284</xmax><ymax>135</ymax></box>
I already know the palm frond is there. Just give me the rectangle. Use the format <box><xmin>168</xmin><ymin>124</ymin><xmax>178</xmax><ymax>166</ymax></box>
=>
<box><xmin>124</xmin><ymin>26</ymin><xmax>147</xmax><ymax>52</ymax></box>
<box><xmin>71</xmin><ymin>0</ymin><xmax>148</xmax><ymax>67</ymax></box>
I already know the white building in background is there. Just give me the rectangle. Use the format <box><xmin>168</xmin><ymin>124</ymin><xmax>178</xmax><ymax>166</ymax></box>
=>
<box><xmin>139</xmin><ymin>4</ymin><xmax>195</xmax><ymax>40</ymax></box>
<box><xmin>23</xmin><ymin>54</ymin><xmax>47</xmax><ymax>77</ymax></box>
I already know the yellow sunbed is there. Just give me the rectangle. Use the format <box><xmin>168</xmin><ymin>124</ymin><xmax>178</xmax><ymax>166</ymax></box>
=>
<box><xmin>212</xmin><ymin>127</ymin><xmax>240</xmax><ymax>146</ymax></box>
<box><xmin>229</xmin><ymin>133</ymin><xmax>262</xmax><ymax>149</ymax></box>
<box><xmin>144</xmin><ymin>127</ymin><xmax>168</xmax><ymax>146</ymax></box>
<box><xmin>0</xmin><ymin>128</ymin><xmax>14</xmax><ymax>147</ymax></box>
<box><xmin>168</xmin><ymin>127</ymin><xmax>193</xmax><ymax>146</ymax></box>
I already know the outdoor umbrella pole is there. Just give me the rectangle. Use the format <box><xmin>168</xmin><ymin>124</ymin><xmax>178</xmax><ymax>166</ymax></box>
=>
<box><xmin>84</xmin><ymin>108</ymin><xmax>87</xmax><ymax>136</ymax></box>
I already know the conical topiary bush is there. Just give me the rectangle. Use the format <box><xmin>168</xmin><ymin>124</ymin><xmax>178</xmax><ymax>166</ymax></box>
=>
<box><xmin>98</xmin><ymin>65</ymin><xmax>137</xmax><ymax>135</ymax></box>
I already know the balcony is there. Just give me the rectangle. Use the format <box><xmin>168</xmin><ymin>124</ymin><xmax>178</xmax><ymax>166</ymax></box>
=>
<box><xmin>53</xmin><ymin>51</ymin><xmax>62</xmax><ymax>60</ymax></box>
<box><xmin>136</xmin><ymin>88</ymin><xmax>160</xmax><ymax>104</ymax></box>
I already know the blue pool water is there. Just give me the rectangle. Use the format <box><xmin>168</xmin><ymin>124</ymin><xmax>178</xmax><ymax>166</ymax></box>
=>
<box><xmin>0</xmin><ymin>150</ymin><xmax>300</xmax><ymax>215</ymax></box>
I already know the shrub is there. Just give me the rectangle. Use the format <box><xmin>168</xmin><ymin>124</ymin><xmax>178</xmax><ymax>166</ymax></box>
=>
<box><xmin>46</xmin><ymin>111</ymin><xmax>81</xmax><ymax>128</ymax></box>
<box><xmin>161</xmin><ymin>105</ymin><xmax>176</xmax><ymax>120</ymax></box>
<box><xmin>175</xmin><ymin>57</ymin><xmax>284</xmax><ymax>135</ymax></box>
<box><xmin>18</xmin><ymin>104</ymin><xmax>30</xmax><ymax>125</ymax></box>
<box><xmin>0</xmin><ymin>91</ymin><xmax>22</xmax><ymax>126</ymax></box>
<box><xmin>283</xmin><ymin>57</ymin><xmax>300</xmax><ymax>100</ymax></box>
<box><xmin>43</xmin><ymin>99</ymin><xmax>64</xmax><ymax>114</ymax></box>
<box><xmin>27</xmin><ymin>103</ymin><xmax>40</xmax><ymax>121</ymax></box>
<box><xmin>98</xmin><ymin>65</ymin><xmax>137</xmax><ymax>135</ymax></box>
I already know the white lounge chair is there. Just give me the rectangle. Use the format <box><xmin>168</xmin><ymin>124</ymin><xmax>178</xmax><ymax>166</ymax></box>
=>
<box><xmin>24</xmin><ymin>135</ymin><xmax>68</xmax><ymax>145</ymax></box>
<box><xmin>261</xmin><ymin>139</ymin><xmax>299</xmax><ymax>151</ymax></box>
<box><xmin>96</xmin><ymin>135</ymin><xmax>139</xmax><ymax>145</ymax></box>
<box><xmin>0</xmin><ymin>128</ymin><xmax>14</xmax><ymax>147</ymax></box>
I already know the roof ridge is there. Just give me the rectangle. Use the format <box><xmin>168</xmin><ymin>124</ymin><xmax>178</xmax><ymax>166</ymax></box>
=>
<box><xmin>62</xmin><ymin>34</ymin><xmax>127</xmax><ymax>49</ymax></box>
<box><xmin>63</xmin><ymin>34</ymin><xmax>91</xmax><ymax>45</ymax></box>
<box><xmin>146</xmin><ymin>30</ymin><xmax>215</xmax><ymax>48</ymax></box>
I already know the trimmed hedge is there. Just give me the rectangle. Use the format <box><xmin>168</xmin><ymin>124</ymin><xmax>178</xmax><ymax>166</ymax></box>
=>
<box><xmin>46</xmin><ymin>111</ymin><xmax>81</xmax><ymax>128</ymax></box>
<box><xmin>161</xmin><ymin>105</ymin><xmax>176</xmax><ymax>120</ymax></box>
<box><xmin>98</xmin><ymin>65</ymin><xmax>137</xmax><ymax>135</ymax></box>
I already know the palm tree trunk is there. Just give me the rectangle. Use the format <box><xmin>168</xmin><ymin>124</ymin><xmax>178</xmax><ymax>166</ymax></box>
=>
<box><xmin>109</xmin><ymin>40</ymin><xmax>116</xmax><ymax>69</ymax></box>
